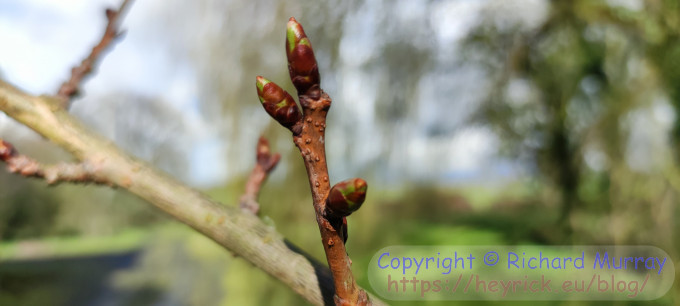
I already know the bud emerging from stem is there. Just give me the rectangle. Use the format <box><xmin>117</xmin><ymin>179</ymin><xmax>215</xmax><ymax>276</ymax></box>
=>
<box><xmin>0</xmin><ymin>139</ymin><xmax>16</xmax><ymax>161</ymax></box>
<box><xmin>327</xmin><ymin>178</ymin><xmax>368</xmax><ymax>217</ymax></box>
<box><xmin>256</xmin><ymin>76</ymin><xmax>302</xmax><ymax>129</ymax></box>
<box><xmin>286</xmin><ymin>17</ymin><xmax>320</xmax><ymax>94</ymax></box>
<box><xmin>256</xmin><ymin>136</ymin><xmax>281</xmax><ymax>172</ymax></box>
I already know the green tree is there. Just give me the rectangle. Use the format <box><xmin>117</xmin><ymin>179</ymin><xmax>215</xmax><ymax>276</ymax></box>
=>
<box><xmin>465</xmin><ymin>0</ymin><xmax>679</xmax><ymax>244</ymax></box>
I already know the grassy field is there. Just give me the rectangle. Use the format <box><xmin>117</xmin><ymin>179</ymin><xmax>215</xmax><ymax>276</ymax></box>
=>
<box><xmin>0</xmin><ymin>178</ymin><xmax>677</xmax><ymax>305</ymax></box>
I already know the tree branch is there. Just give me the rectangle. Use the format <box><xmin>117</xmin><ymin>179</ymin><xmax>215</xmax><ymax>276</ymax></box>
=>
<box><xmin>56</xmin><ymin>0</ymin><xmax>132</xmax><ymax>108</ymax></box>
<box><xmin>0</xmin><ymin>80</ymin><xmax>386</xmax><ymax>306</ymax></box>
<box><xmin>0</xmin><ymin>139</ymin><xmax>111</xmax><ymax>185</ymax></box>
<box><xmin>240</xmin><ymin>136</ymin><xmax>281</xmax><ymax>215</ymax></box>
<box><xmin>256</xmin><ymin>18</ymin><xmax>370</xmax><ymax>305</ymax></box>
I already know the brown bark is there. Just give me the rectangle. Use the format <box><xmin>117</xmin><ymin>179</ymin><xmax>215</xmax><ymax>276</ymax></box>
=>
<box><xmin>257</xmin><ymin>17</ymin><xmax>371</xmax><ymax>305</ymax></box>
<box><xmin>0</xmin><ymin>139</ymin><xmax>111</xmax><ymax>185</ymax></box>
<box><xmin>1</xmin><ymin>5</ymin><xmax>384</xmax><ymax>304</ymax></box>
<box><xmin>292</xmin><ymin>88</ymin><xmax>370</xmax><ymax>306</ymax></box>
<box><xmin>0</xmin><ymin>80</ymin><xmax>385</xmax><ymax>306</ymax></box>
<box><xmin>56</xmin><ymin>0</ymin><xmax>132</xmax><ymax>108</ymax></box>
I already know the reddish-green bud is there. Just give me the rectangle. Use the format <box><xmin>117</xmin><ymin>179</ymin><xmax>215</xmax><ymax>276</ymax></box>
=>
<box><xmin>327</xmin><ymin>178</ymin><xmax>368</xmax><ymax>217</ymax></box>
<box><xmin>256</xmin><ymin>76</ymin><xmax>302</xmax><ymax>128</ymax></box>
<box><xmin>286</xmin><ymin>17</ymin><xmax>320</xmax><ymax>94</ymax></box>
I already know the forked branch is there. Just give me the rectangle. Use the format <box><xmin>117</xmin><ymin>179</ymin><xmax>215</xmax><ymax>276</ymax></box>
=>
<box><xmin>256</xmin><ymin>18</ymin><xmax>370</xmax><ymax>306</ymax></box>
<box><xmin>0</xmin><ymin>139</ymin><xmax>111</xmax><ymax>185</ymax></box>
<box><xmin>0</xmin><ymin>78</ymin><xmax>386</xmax><ymax>306</ymax></box>
<box><xmin>0</xmin><ymin>4</ymin><xmax>385</xmax><ymax>305</ymax></box>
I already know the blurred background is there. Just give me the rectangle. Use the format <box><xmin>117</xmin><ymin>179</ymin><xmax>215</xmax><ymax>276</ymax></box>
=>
<box><xmin>0</xmin><ymin>0</ymin><xmax>678</xmax><ymax>305</ymax></box>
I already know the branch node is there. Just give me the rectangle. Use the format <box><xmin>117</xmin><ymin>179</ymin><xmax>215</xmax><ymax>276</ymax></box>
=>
<box><xmin>255</xmin><ymin>17</ymin><xmax>371</xmax><ymax>305</ymax></box>
<box><xmin>0</xmin><ymin>139</ymin><xmax>111</xmax><ymax>186</ymax></box>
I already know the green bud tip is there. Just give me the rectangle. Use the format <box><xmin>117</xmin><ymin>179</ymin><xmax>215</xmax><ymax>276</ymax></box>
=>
<box><xmin>285</xmin><ymin>17</ymin><xmax>320</xmax><ymax>94</ymax></box>
<box><xmin>254</xmin><ymin>76</ymin><xmax>302</xmax><ymax>128</ymax></box>
<box><xmin>256</xmin><ymin>76</ymin><xmax>270</xmax><ymax>92</ymax></box>
<box><xmin>255</xmin><ymin>76</ymin><xmax>271</xmax><ymax>103</ymax></box>
<box><xmin>286</xmin><ymin>17</ymin><xmax>308</xmax><ymax>54</ymax></box>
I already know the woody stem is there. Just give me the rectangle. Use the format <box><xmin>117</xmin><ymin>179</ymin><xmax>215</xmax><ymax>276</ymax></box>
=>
<box><xmin>292</xmin><ymin>88</ymin><xmax>368</xmax><ymax>305</ymax></box>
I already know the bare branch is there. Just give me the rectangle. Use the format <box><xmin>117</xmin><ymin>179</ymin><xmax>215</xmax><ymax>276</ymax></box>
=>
<box><xmin>240</xmin><ymin>136</ymin><xmax>281</xmax><ymax>214</ymax></box>
<box><xmin>257</xmin><ymin>17</ymin><xmax>371</xmax><ymax>305</ymax></box>
<box><xmin>0</xmin><ymin>139</ymin><xmax>110</xmax><ymax>185</ymax></box>
<box><xmin>0</xmin><ymin>80</ymin><xmax>386</xmax><ymax>306</ymax></box>
<box><xmin>1</xmin><ymin>7</ymin><xmax>386</xmax><ymax>304</ymax></box>
<box><xmin>56</xmin><ymin>0</ymin><xmax>133</xmax><ymax>108</ymax></box>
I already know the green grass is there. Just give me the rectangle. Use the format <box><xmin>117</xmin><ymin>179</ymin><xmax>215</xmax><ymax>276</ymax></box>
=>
<box><xmin>0</xmin><ymin>180</ymin><xmax>677</xmax><ymax>305</ymax></box>
<box><xmin>0</xmin><ymin>228</ymin><xmax>148</xmax><ymax>261</ymax></box>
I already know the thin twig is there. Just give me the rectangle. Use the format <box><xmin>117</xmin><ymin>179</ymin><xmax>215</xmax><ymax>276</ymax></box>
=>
<box><xmin>257</xmin><ymin>17</ymin><xmax>370</xmax><ymax>305</ymax></box>
<box><xmin>292</xmin><ymin>90</ymin><xmax>369</xmax><ymax>306</ymax></box>
<box><xmin>240</xmin><ymin>136</ymin><xmax>281</xmax><ymax>215</ymax></box>
<box><xmin>286</xmin><ymin>18</ymin><xmax>369</xmax><ymax>306</ymax></box>
<box><xmin>56</xmin><ymin>0</ymin><xmax>133</xmax><ymax>108</ymax></box>
<box><xmin>0</xmin><ymin>139</ymin><xmax>110</xmax><ymax>185</ymax></box>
